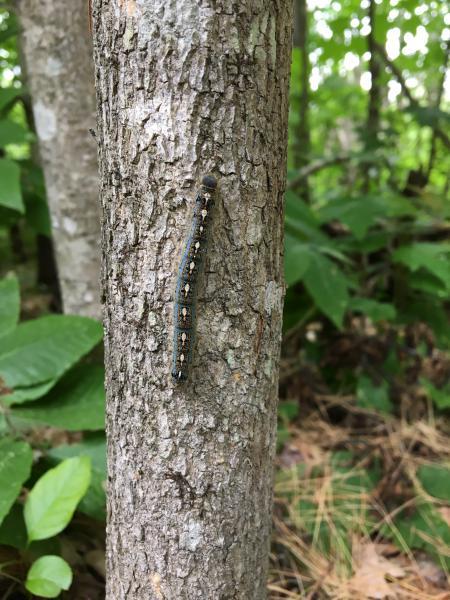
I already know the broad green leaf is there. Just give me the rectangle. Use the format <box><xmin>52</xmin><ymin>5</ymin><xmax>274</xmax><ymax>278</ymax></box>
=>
<box><xmin>0</xmin><ymin>159</ymin><xmax>24</xmax><ymax>213</ymax></box>
<box><xmin>0</xmin><ymin>503</ymin><xmax>27</xmax><ymax>549</ymax></box>
<box><xmin>0</xmin><ymin>438</ymin><xmax>33</xmax><ymax>526</ymax></box>
<box><xmin>1</xmin><ymin>379</ymin><xmax>58</xmax><ymax>407</ymax></box>
<box><xmin>348</xmin><ymin>297</ymin><xmax>396</xmax><ymax>322</ymax></box>
<box><xmin>302</xmin><ymin>252</ymin><xmax>349</xmax><ymax>328</ymax></box>
<box><xmin>0</xmin><ymin>274</ymin><xmax>20</xmax><ymax>337</ymax></box>
<box><xmin>0</xmin><ymin>315</ymin><xmax>103</xmax><ymax>400</ymax></box>
<box><xmin>25</xmin><ymin>191</ymin><xmax>52</xmax><ymax>237</ymax></box>
<box><xmin>418</xmin><ymin>464</ymin><xmax>450</xmax><ymax>501</ymax></box>
<box><xmin>357</xmin><ymin>376</ymin><xmax>392</xmax><ymax>414</ymax></box>
<box><xmin>285</xmin><ymin>191</ymin><xmax>328</xmax><ymax>244</ymax></box>
<box><xmin>24</xmin><ymin>456</ymin><xmax>91</xmax><ymax>542</ymax></box>
<box><xmin>285</xmin><ymin>190</ymin><xmax>320</xmax><ymax>228</ymax></box>
<box><xmin>0</xmin><ymin>87</ymin><xmax>22</xmax><ymax>111</ymax></box>
<box><xmin>48</xmin><ymin>435</ymin><xmax>106</xmax><ymax>521</ymax></box>
<box><xmin>284</xmin><ymin>234</ymin><xmax>311</xmax><ymax>286</ymax></box>
<box><xmin>393</xmin><ymin>243</ymin><xmax>450</xmax><ymax>290</ymax></box>
<box><xmin>25</xmin><ymin>555</ymin><xmax>72</xmax><ymax>598</ymax></box>
<box><xmin>318</xmin><ymin>197</ymin><xmax>384</xmax><ymax>240</ymax></box>
<box><xmin>13</xmin><ymin>365</ymin><xmax>105</xmax><ymax>430</ymax></box>
<box><xmin>0</xmin><ymin>119</ymin><xmax>28</xmax><ymax>146</ymax></box>
<box><xmin>408</xmin><ymin>270</ymin><xmax>449</xmax><ymax>300</ymax></box>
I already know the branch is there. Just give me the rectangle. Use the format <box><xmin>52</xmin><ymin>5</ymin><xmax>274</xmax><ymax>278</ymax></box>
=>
<box><xmin>373</xmin><ymin>41</ymin><xmax>450</xmax><ymax>150</ymax></box>
<box><xmin>287</xmin><ymin>155</ymin><xmax>351</xmax><ymax>190</ymax></box>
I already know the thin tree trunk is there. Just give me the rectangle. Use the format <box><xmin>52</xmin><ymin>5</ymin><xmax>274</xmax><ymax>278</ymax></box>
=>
<box><xmin>18</xmin><ymin>47</ymin><xmax>61</xmax><ymax>306</ymax></box>
<box><xmin>367</xmin><ymin>0</ymin><xmax>381</xmax><ymax>146</ymax></box>
<box><xmin>18</xmin><ymin>0</ymin><xmax>101</xmax><ymax>320</ymax></box>
<box><xmin>292</xmin><ymin>0</ymin><xmax>311</xmax><ymax>201</ymax></box>
<box><xmin>364</xmin><ymin>0</ymin><xmax>382</xmax><ymax>190</ymax></box>
<box><xmin>92</xmin><ymin>1</ymin><xmax>292</xmax><ymax>598</ymax></box>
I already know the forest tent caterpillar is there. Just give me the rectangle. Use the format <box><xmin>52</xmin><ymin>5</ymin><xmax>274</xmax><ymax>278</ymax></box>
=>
<box><xmin>172</xmin><ymin>175</ymin><xmax>218</xmax><ymax>383</ymax></box>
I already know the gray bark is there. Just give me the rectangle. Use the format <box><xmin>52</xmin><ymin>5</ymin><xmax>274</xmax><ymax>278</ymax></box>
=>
<box><xmin>18</xmin><ymin>0</ymin><xmax>101</xmax><ymax>320</ymax></box>
<box><xmin>92</xmin><ymin>1</ymin><xmax>292</xmax><ymax>598</ymax></box>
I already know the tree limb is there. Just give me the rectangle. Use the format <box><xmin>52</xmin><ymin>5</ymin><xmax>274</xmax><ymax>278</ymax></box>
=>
<box><xmin>287</xmin><ymin>154</ymin><xmax>351</xmax><ymax>189</ymax></box>
<box><xmin>373</xmin><ymin>40</ymin><xmax>450</xmax><ymax>150</ymax></box>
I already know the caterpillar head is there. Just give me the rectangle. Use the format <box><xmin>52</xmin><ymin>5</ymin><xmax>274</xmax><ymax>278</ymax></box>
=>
<box><xmin>201</xmin><ymin>175</ymin><xmax>217</xmax><ymax>191</ymax></box>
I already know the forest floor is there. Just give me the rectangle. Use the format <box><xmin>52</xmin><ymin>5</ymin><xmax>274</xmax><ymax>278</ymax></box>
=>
<box><xmin>269</xmin><ymin>317</ymin><xmax>450</xmax><ymax>599</ymax></box>
<box><xmin>1</xmin><ymin>242</ymin><xmax>449</xmax><ymax>600</ymax></box>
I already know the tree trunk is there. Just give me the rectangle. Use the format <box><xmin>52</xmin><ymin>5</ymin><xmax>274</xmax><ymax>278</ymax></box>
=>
<box><xmin>92</xmin><ymin>1</ymin><xmax>292</xmax><ymax>598</ymax></box>
<box><xmin>363</xmin><ymin>0</ymin><xmax>382</xmax><ymax>190</ymax></box>
<box><xmin>292</xmin><ymin>0</ymin><xmax>311</xmax><ymax>201</ymax></box>
<box><xmin>18</xmin><ymin>0</ymin><xmax>101</xmax><ymax>320</ymax></box>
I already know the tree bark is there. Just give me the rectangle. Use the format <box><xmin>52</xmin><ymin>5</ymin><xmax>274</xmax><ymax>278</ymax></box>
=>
<box><xmin>363</xmin><ymin>0</ymin><xmax>382</xmax><ymax>191</ymax></box>
<box><xmin>92</xmin><ymin>1</ymin><xmax>292</xmax><ymax>598</ymax></box>
<box><xmin>18</xmin><ymin>0</ymin><xmax>101</xmax><ymax>319</ymax></box>
<box><xmin>292</xmin><ymin>0</ymin><xmax>311</xmax><ymax>201</ymax></box>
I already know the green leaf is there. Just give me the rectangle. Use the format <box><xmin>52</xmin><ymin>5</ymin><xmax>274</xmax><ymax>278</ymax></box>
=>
<box><xmin>0</xmin><ymin>275</ymin><xmax>20</xmax><ymax>338</ymax></box>
<box><xmin>348</xmin><ymin>297</ymin><xmax>396</xmax><ymax>322</ymax></box>
<box><xmin>285</xmin><ymin>190</ymin><xmax>320</xmax><ymax>228</ymax></box>
<box><xmin>418</xmin><ymin>464</ymin><xmax>450</xmax><ymax>501</ymax></box>
<box><xmin>2</xmin><ymin>379</ymin><xmax>58</xmax><ymax>407</ymax></box>
<box><xmin>404</xmin><ymin>105</ymin><xmax>450</xmax><ymax>128</ymax></box>
<box><xmin>302</xmin><ymin>252</ymin><xmax>349</xmax><ymax>327</ymax></box>
<box><xmin>285</xmin><ymin>191</ymin><xmax>327</xmax><ymax>244</ymax></box>
<box><xmin>357</xmin><ymin>376</ymin><xmax>393</xmax><ymax>414</ymax></box>
<box><xmin>279</xmin><ymin>400</ymin><xmax>299</xmax><ymax>423</ymax></box>
<box><xmin>0</xmin><ymin>87</ymin><xmax>22</xmax><ymax>112</ymax></box>
<box><xmin>420</xmin><ymin>379</ymin><xmax>450</xmax><ymax>410</ymax></box>
<box><xmin>13</xmin><ymin>365</ymin><xmax>105</xmax><ymax>430</ymax></box>
<box><xmin>284</xmin><ymin>234</ymin><xmax>311</xmax><ymax>286</ymax></box>
<box><xmin>408</xmin><ymin>270</ymin><xmax>449</xmax><ymax>300</ymax></box>
<box><xmin>0</xmin><ymin>119</ymin><xmax>28</xmax><ymax>146</ymax></box>
<box><xmin>21</xmin><ymin>161</ymin><xmax>51</xmax><ymax>237</ymax></box>
<box><xmin>402</xmin><ymin>297</ymin><xmax>450</xmax><ymax>348</ymax></box>
<box><xmin>24</xmin><ymin>456</ymin><xmax>91</xmax><ymax>542</ymax></box>
<box><xmin>0</xmin><ymin>315</ymin><xmax>103</xmax><ymax>402</ymax></box>
<box><xmin>393</xmin><ymin>243</ymin><xmax>450</xmax><ymax>290</ymax></box>
<box><xmin>48</xmin><ymin>435</ymin><xmax>106</xmax><ymax>521</ymax></box>
<box><xmin>392</xmin><ymin>501</ymin><xmax>450</xmax><ymax>569</ymax></box>
<box><xmin>0</xmin><ymin>438</ymin><xmax>33</xmax><ymax>526</ymax></box>
<box><xmin>25</xmin><ymin>555</ymin><xmax>72</xmax><ymax>598</ymax></box>
<box><xmin>318</xmin><ymin>196</ymin><xmax>384</xmax><ymax>240</ymax></box>
<box><xmin>0</xmin><ymin>503</ymin><xmax>27</xmax><ymax>549</ymax></box>
<box><xmin>0</xmin><ymin>159</ymin><xmax>24</xmax><ymax>213</ymax></box>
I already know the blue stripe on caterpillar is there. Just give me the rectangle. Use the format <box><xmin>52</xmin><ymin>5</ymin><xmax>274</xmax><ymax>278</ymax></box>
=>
<box><xmin>172</xmin><ymin>175</ymin><xmax>218</xmax><ymax>383</ymax></box>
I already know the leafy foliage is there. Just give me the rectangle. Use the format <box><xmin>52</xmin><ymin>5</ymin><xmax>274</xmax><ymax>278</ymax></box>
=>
<box><xmin>0</xmin><ymin>273</ymin><xmax>19</xmax><ymax>337</ymax></box>
<box><xmin>0</xmin><ymin>437</ymin><xmax>32</xmax><ymax>526</ymax></box>
<box><xmin>24</xmin><ymin>456</ymin><xmax>91</xmax><ymax>542</ymax></box>
<box><xmin>25</xmin><ymin>555</ymin><xmax>73</xmax><ymax>598</ymax></box>
<box><xmin>0</xmin><ymin>315</ymin><xmax>103</xmax><ymax>404</ymax></box>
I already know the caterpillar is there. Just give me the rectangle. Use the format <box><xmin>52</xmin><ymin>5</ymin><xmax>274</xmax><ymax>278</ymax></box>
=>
<box><xmin>172</xmin><ymin>175</ymin><xmax>218</xmax><ymax>383</ymax></box>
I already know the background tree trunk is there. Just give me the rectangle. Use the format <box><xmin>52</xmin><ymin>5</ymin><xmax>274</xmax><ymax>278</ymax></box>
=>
<box><xmin>92</xmin><ymin>1</ymin><xmax>292</xmax><ymax>598</ymax></box>
<box><xmin>292</xmin><ymin>0</ymin><xmax>311</xmax><ymax>202</ymax></box>
<box><xmin>18</xmin><ymin>0</ymin><xmax>101</xmax><ymax>320</ymax></box>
